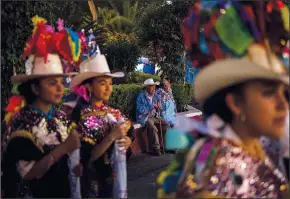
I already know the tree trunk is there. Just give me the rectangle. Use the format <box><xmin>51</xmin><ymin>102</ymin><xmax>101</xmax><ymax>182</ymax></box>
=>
<box><xmin>88</xmin><ymin>1</ymin><xmax>97</xmax><ymax>21</ymax></box>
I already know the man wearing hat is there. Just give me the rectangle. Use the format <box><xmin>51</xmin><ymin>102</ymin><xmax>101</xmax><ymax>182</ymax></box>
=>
<box><xmin>136</xmin><ymin>78</ymin><xmax>170</xmax><ymax>156</ymax></box>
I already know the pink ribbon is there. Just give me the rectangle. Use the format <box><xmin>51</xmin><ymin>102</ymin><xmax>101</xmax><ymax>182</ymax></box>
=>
<box><xmin>72</xmin><ymin>85</ymin><xmax>90</xmax><ymax>102</ymax></box>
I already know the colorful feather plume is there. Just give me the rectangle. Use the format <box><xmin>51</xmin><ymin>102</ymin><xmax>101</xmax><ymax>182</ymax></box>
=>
<box><xmin>66</xmin><ymin>28</ymin><xmax>82</xmax><ymax>62</ymax></box>
<box><xmin>23</xmin><ymin>15</ymin><xmax>57</xmax><ymax>62</ymax></box>
<box><xmin>181</xmin><ymin>0</ymin><xmax>290</xmax><ymax>70</ymax></box>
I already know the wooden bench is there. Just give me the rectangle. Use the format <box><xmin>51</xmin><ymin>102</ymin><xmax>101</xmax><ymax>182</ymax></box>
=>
<box><xmin>130</xmin><ymin>110</ymin><xmax>202</xmax><ymax>155</ymax></box>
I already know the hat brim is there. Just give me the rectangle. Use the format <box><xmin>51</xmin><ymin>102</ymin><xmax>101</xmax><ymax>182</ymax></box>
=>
<box><xmin>141</xmin><ymin>82</ymin><xmax>160</xmax><ymax>88</ymax></box>
<box><xmin>11</xmin><ymin>73</ymin><xmax>77</xmax><ymax>85</ymax></box>
<box><xmin>69</xmin><ymin>72</ymin><xmax>125</xmax><ymax>88</ymax></box>
<box><xmin>194</xmin><ymin>58</ymin><xmax>289</xmax><ymax>104</ymax></box>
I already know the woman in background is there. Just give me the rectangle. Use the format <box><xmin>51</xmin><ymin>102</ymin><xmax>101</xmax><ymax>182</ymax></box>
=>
<box><xmin>156</xmin><ymin>78</ymin><xmax>177</xmax><ymax>127</ymax></box>
<box><xmin>70</xmin><ymin>54</ymin><xmax>133</xmax><ymax>198</ymax></box>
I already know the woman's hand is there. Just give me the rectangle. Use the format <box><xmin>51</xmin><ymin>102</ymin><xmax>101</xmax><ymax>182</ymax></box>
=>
<box><xmin>109</xmin><ymin>123</ymin><xmax>128</xmax><ymax>140</ymax></box>
<box><xmin>117</xmin><ymin>136</ymin><xmax>132</xmax><ymax>150</ymax></box>
<box><xmin>62</xmin><ymin>130</ymin><xmax>81</xmax><ymax>154</ymax></box>
<box><xmin>72</xmin><ymin>163</ymin><xmax>83</xmax><ymax>177</ymax></box>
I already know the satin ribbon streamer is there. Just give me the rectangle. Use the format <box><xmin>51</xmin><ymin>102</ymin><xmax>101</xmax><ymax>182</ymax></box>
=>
<box><xmin>72</xmin><ymin>85</ymin><xmax>90</xmax><ymax>102</ymax></box>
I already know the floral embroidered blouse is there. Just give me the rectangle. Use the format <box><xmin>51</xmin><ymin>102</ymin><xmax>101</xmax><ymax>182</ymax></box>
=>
<box><xmin>76</xmin><ymin>103</ymin><xmax>132</xmax><ymax>198</ymax></box>
<box><xmin>2</xmin><ymin>106</ymin><xmax>71</xmax><ymax>198</ymax></box>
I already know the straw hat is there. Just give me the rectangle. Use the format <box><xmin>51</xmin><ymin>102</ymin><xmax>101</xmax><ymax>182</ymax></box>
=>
<box><xmin>11</xmin><ymin>54</ymin><xmax>76</xmax><ymax>84</ymax></box>
<box><xmin>194</xmin><ymin>44</ymin><xmax>289</xmax><ymax>104</ymax></box>
<box><xmin>70</xmin><ymin>54</ymin><xmax>124</xmax><ymax>88</ymax></box>
<box><xmin>141</xmin><ymin>78</ymin><xmax>160</xmax><ymax>88</ymax></box>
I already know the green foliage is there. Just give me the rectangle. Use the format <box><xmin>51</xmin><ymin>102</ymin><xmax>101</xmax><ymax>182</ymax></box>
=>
<box><xmin>171</xmin><ymin>83</ymin><xmax>194</xmax><ymax>112</ymax></box>
<box><xmin>136</xmin><ymin>0</ymin><xmax>195</xmax><ymax>83</ymax></box>
<box><xmin>79</xmin><ymin>15</ymin><xmax>108</xmax><ymax>46</ymax></box>
<box><xmin>125</xmin><ymin>72</ymin><xmax>161</xmax><ymax>84</ymax></box>
<box><xmin>109</xmin><ymin>84</ymin><xmax>141</xmax><ymax>120</ymax></box>
<box><xmin>103</xmin><ymin>39</ymin><xmax>141</xmax><ymax>73</ymax></box>
<box><xmin>1</xmin><ymin>1</ymin><xmax>81</xmax><ymax>107</ymax></box>
<box><xmin>83</xmin><ymin>0</ymin><xmax>139</xmax><ymax>36</ymax></box>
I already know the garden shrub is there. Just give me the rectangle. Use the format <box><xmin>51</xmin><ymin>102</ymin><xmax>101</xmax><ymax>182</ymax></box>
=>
<box><xmin>125</xmin><ymin>71</ymin><xmax>161</xmax><ymax>84</ymax></box>
<box><xmin>171</xmin><ymin>83</ymin><xmax>194</xmax><ymax>112</ymax></box>
<box><xmin>109</xmin><ymin>84</ymin><xmax>141</xmax><ymax>120</ymax></box>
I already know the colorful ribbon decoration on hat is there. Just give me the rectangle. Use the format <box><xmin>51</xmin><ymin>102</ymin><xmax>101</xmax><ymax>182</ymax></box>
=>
<box><xmin>23</xmin><ymin>15</ymin><xmax>85</xmax><ymax>73</ymax></box>
<box><xmin>181</xmin><ymin>0</ymin><xmax>289</xmax><ymax>71</ymax></box>
<box><xmin>23</xmin><ymin>16</ymin><xmax>55</xmax><ymax>62</ymax></box>
<box><xmin>66</xmin><ymin>28</ymin><xmax>82</xmax><ymax>62</ymax></box>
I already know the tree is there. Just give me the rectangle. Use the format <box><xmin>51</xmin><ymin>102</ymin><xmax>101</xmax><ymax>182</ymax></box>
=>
<box><xmin>82</xmin><ymin>0</ymin><xmax>140</xmax><ymax>37</ymax></box>
<box><xmin>1</xmin><ymin>1</ymin><xmax>82</xmax><ymax>107</ymax></box>
<box><xmin>103</xmin><ymin>39</ymin><xmax>141</xmax><ymax>74</ymax></box>
<box><xmin>136</xmin><ymin>0</ymin><xmax>195</xmax><ymax>83</ymax></box>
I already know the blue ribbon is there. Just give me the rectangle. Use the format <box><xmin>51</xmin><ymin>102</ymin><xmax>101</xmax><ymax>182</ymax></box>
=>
<box><xmin>163</xmin><ymin>171</ymin><xmax>182</xmax><ymax>193</ymax></box>
<box><xmin>65</xmin><ymin>28</ymin><xmax>80</xmax><ymax>57</ymax></box>
<box><xmin>200</xmin><ymin>33</ymin><xmax>209</xmax><ymax>53</ymax></box>
<box><xmin>282</xmin><ymin>57</ymin><xmax>289</xmax><ymax>69</ymax></box>
<box><xmin>201</xmin><ymin>0</ymin><xmax>220</xmax><ymax>10</ymax></box>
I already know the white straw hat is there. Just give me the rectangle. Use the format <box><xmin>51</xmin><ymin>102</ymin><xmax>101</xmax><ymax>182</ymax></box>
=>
<box><xmin>70</xmin><ymin>54</ymin><xmax>124</xmax><ymax>88</ymax></box>
<box><xmin>141</xmin><ymin>78</ymin><xmax>160</xmax><ymax>88</ymax></box>
<box><xmin>11</xmin><ymin>54</ymin><xmax>76</xmax><ymax>84</ymax></box>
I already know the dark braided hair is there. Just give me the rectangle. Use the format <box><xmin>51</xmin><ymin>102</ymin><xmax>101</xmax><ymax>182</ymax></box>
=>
<box><xmin>202</xmin><ymin>82</ymin><xmax>246</xmax><ymax>124</ymax></box>
<box><xmin>70</xmin><ymin>78</ymin><xmax>94</xmax><ymax>123</ymax></box>
<box><xmin>18</xmin><ymin>79</ymin><xmax>40</xmax><ymax>104</ymax></box>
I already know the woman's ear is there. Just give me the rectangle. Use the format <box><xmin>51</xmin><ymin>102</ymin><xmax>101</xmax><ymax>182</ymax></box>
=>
<box><xmin>31</xmin><ymin>84</ymin><xmax>40</xmax><ymax>96</ymax></box>
<box><xmin>225</xmin><ymin>93</ymin><xmax>243</xmax><ymax>119</ymax></box>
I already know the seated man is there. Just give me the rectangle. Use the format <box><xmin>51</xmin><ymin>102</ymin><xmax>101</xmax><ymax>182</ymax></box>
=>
<box><xmin>136</xmin><ymin>78</ymin><xmax>169</xmax><ymax>156</ymax></box>
<box><xmin>156</xmin><ymin>78</ymin><xmax>176</xmax><ymax>127</ymax></box>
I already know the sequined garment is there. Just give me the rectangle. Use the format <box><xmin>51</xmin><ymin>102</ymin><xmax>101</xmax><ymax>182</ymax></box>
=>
<box><xmin>176</xmin><ymin>138</ymin><xmax>289</xmax><ymax>198</ymax></box>
<box><xmin>260</xmin><ymin>136</ymin><xmax>286</xmax><ymax>174</ymax></box>
<box><xmin>2</xmin><ymin>106</ymin><xmax>71</xmax><ymax>198</ymax></box>
<box><xmin>77</xmin><ymin>103</ymin><xmax>131</xmax><ymax>198</ymax></box>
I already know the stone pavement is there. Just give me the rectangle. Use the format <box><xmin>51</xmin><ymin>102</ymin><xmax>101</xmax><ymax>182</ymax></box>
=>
<box><xmin>127</xmin><ymin>153</ymin><xmax>175</xmax><ymax>198</ymax></box>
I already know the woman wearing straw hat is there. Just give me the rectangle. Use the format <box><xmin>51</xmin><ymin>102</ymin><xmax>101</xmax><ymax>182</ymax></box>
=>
<box><xmin>69</xmin><ymin>53</ymin><xmax>133</xmax><ymax>198</ymax></box>
<box><xmin>2</xmin><ymin>16</ymin><xmax>82</xmax><ymax>198</ymax></box>
<box><xmin>157</xmin><ymin>0</ymin><xmax>289</xmax><ymax>198</ymax></box>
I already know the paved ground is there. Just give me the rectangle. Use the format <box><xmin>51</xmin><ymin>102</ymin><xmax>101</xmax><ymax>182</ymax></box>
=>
<box><xmin>127</xmin><ymin>153</ymin><xmax>175</xmax><ymax>198</ymax></box>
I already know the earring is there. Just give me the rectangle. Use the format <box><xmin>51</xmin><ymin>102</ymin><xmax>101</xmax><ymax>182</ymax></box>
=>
<box><xmin>240</xmin><ymin>114</ymin><xmax>246</xmax><ymax>123</ymax></box>
<box><xmin>89</xmin><ymin>92</ymin><xmax>92</xmax><ymax>100</ymax></box>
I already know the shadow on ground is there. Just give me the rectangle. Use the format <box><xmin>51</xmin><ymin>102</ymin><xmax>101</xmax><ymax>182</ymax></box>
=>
<box><xmin>127</xmin><ymin>153</ymin><xmax>174</xmax><ymax>198</ymax></box>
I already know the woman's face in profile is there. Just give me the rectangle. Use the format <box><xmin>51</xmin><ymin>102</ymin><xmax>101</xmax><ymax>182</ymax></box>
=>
<box><xmin>237</xmin><ymin>80</ymin><xmax>289</xmax><ymax>139</ymax></box>
<box><xmin>87</xmin><ymin>76</ymin><xmax>113</xmax><ymax>102</ymax></box>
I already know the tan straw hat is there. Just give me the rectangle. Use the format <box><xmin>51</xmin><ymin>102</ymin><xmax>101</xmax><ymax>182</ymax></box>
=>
<box><xmin>194</xmin><ymin>44</ymin><xmax>289</xmax><ymax>104</ymax></box>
